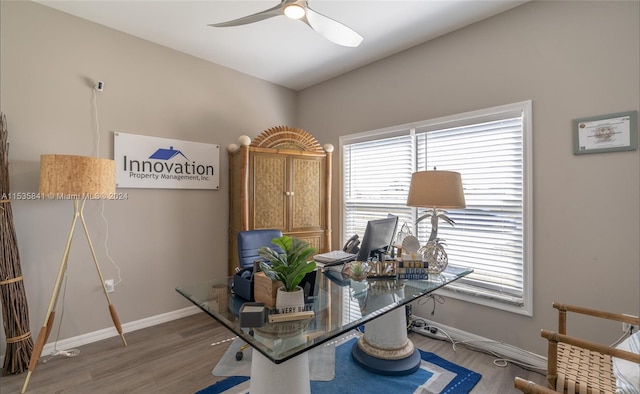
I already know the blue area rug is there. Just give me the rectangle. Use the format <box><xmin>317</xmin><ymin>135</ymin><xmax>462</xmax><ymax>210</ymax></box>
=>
<box><xmin>196</xmin><ymin>338</ymin><xmax>481</xmax><ymax>394</ymax></box>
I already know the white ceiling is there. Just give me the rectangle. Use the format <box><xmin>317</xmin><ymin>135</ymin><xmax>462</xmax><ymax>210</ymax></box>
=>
<box><xmin>35</xmin><ymin>1</ymin><xmax>528</xmax><ymax>91</ymax></box>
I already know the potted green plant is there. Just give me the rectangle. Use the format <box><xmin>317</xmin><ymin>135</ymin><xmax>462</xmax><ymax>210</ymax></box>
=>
<box><xmin>349</xmin><ymin>261</ymin><xmax>369</xmax><ymax>281</ymax></box>
<box><xmin>258</xmin><ymin>236</ymin><xmax>317</xmax><ymax>312</ymax></box>
<box><xmin>258</xmin><ymin>235</ymin><xmax>317</xmax><ymax>292</ymax></box>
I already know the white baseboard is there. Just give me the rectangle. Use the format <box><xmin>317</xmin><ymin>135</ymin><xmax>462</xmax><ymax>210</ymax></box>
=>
<box><xmin>411</xmin><ymin>314</ymin><xmax>547</xmax><ymax>371</ymax></box>
<box><xmin>0</xmin><ymin>306</ymin><xmax>200</xmax><ymax>366</ymax></box>
<box><xmin>41</xmin><ymin>306</ymin><xmax>201</xmax><ymax>355</ymax></box>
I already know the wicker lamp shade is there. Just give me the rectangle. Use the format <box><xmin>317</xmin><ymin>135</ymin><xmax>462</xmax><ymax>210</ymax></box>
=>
<box><xmin>39</xmin><ymin>154</ymin><xmax>115</xmax><ymax>199</ymax></box>
<box><xmin>406</xmin><ymin>170</ymin><xmax>466</xmax><ymax>209</ymax></box>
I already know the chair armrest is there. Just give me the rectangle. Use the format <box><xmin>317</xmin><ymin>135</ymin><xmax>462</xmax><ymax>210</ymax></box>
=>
<box><xmin>514</xmin><ymin>377</ymin><xmax>558</xmax><ymax>393</ymax></box>
<box><xmin>541</xmin><ymin>329</ymin><xmax>640</xmax><ymax>363</ymax></box>
<box><xmin>553</xmin><ymin>302</ymin><xmax>640</xmax><ymax>325</ymax></box>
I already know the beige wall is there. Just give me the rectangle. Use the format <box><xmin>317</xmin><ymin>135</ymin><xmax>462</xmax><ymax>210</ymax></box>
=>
<box><xmin>0</xmin><ymin>0</ymin><xmax>297</xmax><ymax>354</ymax></box>
<box><xmin>298</xmin><ymin>0</ymin><xmax>640</xmax><ymax>355</ymax></box>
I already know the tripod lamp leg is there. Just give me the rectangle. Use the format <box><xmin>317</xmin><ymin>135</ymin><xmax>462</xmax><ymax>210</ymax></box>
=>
<box><xmin>22</xmin><ymin>201</ymin><xmax>80</xmax><ymax>393</ymax></box>
<box><xmin>79</xmin><ymin>199</ymin><xmax>127</xmax><ymax>347</ymax></box>
<box><xmin>21</xmin><ymin>320</ymin><xmax>48</xmax><ymax>394</ymax></box>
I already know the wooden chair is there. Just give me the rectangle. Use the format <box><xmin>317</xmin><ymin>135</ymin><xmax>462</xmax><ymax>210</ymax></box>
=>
<box><xmin>516</xmin><ymin>302</ymin><xmax>640</xmax><ymax>394</ymax></box>
<box><xmin>514</xmin><ymin>377</ymin><xmax>558</xmax><ymax>394</ymax></box>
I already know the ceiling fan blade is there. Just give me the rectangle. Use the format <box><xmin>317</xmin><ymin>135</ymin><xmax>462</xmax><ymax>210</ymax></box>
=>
<box><xmin>304</xmin><ymin>6</ymin><xmax>363</xmax><ymax>47</ymax></box>
<box><xmin>209</xmin><ymin>2</ymin><xmax>283</xmax><ymax>28</ymax></box>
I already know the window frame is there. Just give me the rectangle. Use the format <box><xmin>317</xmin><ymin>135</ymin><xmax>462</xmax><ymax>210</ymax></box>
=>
<box><xmin>339</xmin><ymin>101</ymin><xmax>533</xmax><ymax>316</ymax></box>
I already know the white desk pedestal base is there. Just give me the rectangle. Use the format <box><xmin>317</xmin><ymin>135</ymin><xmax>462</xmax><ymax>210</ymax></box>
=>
<box><xmin>250</xmin><ymin>350</ymin><xmax>310</xmax><ymax>394</ymax></box>
<box><xmin>352</xmin><ymin>307</ymin><xmax>421</xmax><ymax>375</ymax></box>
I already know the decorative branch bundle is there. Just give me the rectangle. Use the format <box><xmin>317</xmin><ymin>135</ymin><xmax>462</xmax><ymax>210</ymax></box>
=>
<box><xmin>0</xmin><ymin>112</ymin><xmax>34</xmax><ymax>375</ymax></box>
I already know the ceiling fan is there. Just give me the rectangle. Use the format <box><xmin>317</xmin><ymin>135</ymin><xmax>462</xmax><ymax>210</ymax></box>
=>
<box><xmin>209</xmin><ymin>0</ymin><xmax>363</xmax><ymax>47</ymax></box>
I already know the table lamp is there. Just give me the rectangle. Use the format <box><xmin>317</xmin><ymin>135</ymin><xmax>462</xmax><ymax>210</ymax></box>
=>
<box><xmin>406</xmin><ymin>170</ymin><xmax>465</xmax><ymax>273</ymax></box>
<box><xmin>406</xmin><ymin>170</ymin><xmax>466</xmax><ymax>241</ymax></box>
<box><xmin>22</xmin><ymin>154</ymin><xmax>127</xmax><ymax>394</ymax></box>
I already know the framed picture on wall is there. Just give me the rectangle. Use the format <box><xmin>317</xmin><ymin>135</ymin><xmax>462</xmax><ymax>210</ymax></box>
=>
<box><xmin>573</xmin><ymin>111</ymin><xmax>637</xmax><ymax>155</ymax></box>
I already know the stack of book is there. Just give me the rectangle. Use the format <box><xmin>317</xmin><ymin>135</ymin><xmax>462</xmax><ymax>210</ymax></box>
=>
<box><xmin>397</xmin><ymin>253</ymin><xmax>429</xmax><ymax>279</ymax></box>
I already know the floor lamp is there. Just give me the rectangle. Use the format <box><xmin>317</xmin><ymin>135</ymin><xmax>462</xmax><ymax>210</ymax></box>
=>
<box><xmin>22</xmin><ymin>154</ymin><xmax>127</xmax><ymax>393</ymax></box>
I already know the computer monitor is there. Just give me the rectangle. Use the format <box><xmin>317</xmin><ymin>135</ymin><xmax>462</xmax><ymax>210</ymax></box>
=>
<box><xmin>356</xmin><ymin>215</ymin><xmax>399</xmax><ymax>262</ymax></box>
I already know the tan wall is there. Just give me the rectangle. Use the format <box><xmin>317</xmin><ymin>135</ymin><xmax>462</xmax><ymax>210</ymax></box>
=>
<box><xmin>0</xmin><ymin>0</ymin><xmax>297</xmax><ymax>354</ymax></box>
<box><xmin>298</xmin><ymin>0</ymin><xmax>640</xmax><ymax>355</ymax></box>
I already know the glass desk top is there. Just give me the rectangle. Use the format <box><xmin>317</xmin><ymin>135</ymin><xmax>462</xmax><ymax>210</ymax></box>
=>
<box><xmin>176</xmin><ymin>265</ymin><xmax>472</xmax><ymax>364</ymax></box>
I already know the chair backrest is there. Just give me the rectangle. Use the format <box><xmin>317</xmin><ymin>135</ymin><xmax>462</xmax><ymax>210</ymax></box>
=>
<box><xmin>237</xmin><ymin>229</ymin><xmax>284</xmax><ymax>269</ymax></box>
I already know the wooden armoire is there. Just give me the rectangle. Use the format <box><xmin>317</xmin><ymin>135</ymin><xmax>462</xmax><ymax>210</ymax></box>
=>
<box><xmin>227</xmin><ymin>126</ymin><xmax>332</xmax><ymax>275</ymax></box>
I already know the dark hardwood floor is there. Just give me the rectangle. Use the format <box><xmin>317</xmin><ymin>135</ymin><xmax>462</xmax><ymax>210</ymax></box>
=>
<box><xmin>1</xmin><ymin>313</ymin><xmax>546</xmax><ymax>393</ymax></box>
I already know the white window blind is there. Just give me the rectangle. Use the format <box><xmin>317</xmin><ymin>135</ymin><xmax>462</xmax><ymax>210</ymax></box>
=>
<box><xmin>341</xmin><ymin>101</ymin><xmax>532</xmax><ymax>314</ymax></box>
<box><xmin>417</xmin><ymin>118</ymin><xmax>524</xmax><ymax>304</ymax></box>
<box><xmin>343</xmin><ymin>134</ymin><xmax>415</xmax><ymax>238</ymax></box>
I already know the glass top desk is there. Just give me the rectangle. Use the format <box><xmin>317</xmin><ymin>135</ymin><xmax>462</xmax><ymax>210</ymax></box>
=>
<box><xmin>176</xmin><ymin>265</ymin><xmax>472</xmax><ymax>394</ymax></box>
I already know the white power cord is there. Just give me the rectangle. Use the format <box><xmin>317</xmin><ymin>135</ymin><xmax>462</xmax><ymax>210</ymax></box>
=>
<box><xmin>41</xmin><ymin>349</ymin><xmax>80</xmax><ymax>363</ymax></box>
<box><xmin>410</xmin><ymin>316</ymin><xmax>546</xmax><ymax>374</ymax></box>
<box><xmin>92</xmin><ymin>84</ymin><xmax>123</xmax><ymax>287</ymax></box>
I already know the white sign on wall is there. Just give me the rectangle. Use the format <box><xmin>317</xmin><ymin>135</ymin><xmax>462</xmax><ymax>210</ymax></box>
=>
<box><xmin>114</xmin><ymin>132</ymin><xmax>220</xmax><ymax>190</ymax></box>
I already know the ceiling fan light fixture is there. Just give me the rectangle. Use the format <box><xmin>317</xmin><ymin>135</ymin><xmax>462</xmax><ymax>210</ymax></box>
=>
<box><xmin>284</xmin><ymin>4</ymin><xmax>306</xmax><ymax>20</ymax></box>
<box><xmin>209</xmin><ymin>0</ymin><xmax>363</xmax><ymax>48</ymax></box>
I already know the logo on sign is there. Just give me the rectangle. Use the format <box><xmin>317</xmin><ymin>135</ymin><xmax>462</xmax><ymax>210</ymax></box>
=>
<box><xmin>123</xmin><ymin>145</ymin><xmax>214</xmax><ymax>181</ymax></box>
<box><xmin>149</xmin><ymin>146</ymin><xmax>189</xmax><ymax>161</ymax></box>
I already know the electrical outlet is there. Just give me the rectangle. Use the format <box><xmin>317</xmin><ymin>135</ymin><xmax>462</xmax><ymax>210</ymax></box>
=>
<box><xmin>104</xmin><ymin>279</ymin><xmax>115</xmax><ymax>293</ymax></box>
<box><xmin>622</xmin><ymin>314</ymin><xmax>639</xmax><ymax>333</ymax></box>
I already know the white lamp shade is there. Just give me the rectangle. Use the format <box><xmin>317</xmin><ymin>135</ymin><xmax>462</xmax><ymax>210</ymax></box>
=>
<box><xmin>406</xmin><ymin>170</ymin><xmax>466</xmax><ymax>209</ymax></box>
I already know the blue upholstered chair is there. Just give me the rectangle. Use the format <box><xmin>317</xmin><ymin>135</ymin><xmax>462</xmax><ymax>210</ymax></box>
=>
<box><xmin>237</xmin><ymin>229</ymin><xmax>284</xmax><ymax>270</ymax></box>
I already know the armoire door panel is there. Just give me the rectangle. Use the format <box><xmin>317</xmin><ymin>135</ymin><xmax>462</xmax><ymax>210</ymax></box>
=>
<box><xmin>251</xmin><ymin>154</ymin><xmax>287</xmax><ymax>230</ymax></box>
<box><xmin>290</xmin><ymin>156</ymin><xmax>325</xmax><ymax>231</ymax></box>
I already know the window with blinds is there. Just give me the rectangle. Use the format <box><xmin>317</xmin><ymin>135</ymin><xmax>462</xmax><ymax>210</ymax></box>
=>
<box><xmin>341</xmin><ymin>101</ymin><xmax>533</xmax><ymax>315</ymax></box>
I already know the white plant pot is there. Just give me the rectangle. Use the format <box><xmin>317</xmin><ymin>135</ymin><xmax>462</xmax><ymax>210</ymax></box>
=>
<box><xmin>275</xmin><ymin>286</ymin><xmax>304</xmax><ymax>313</ymax></box>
